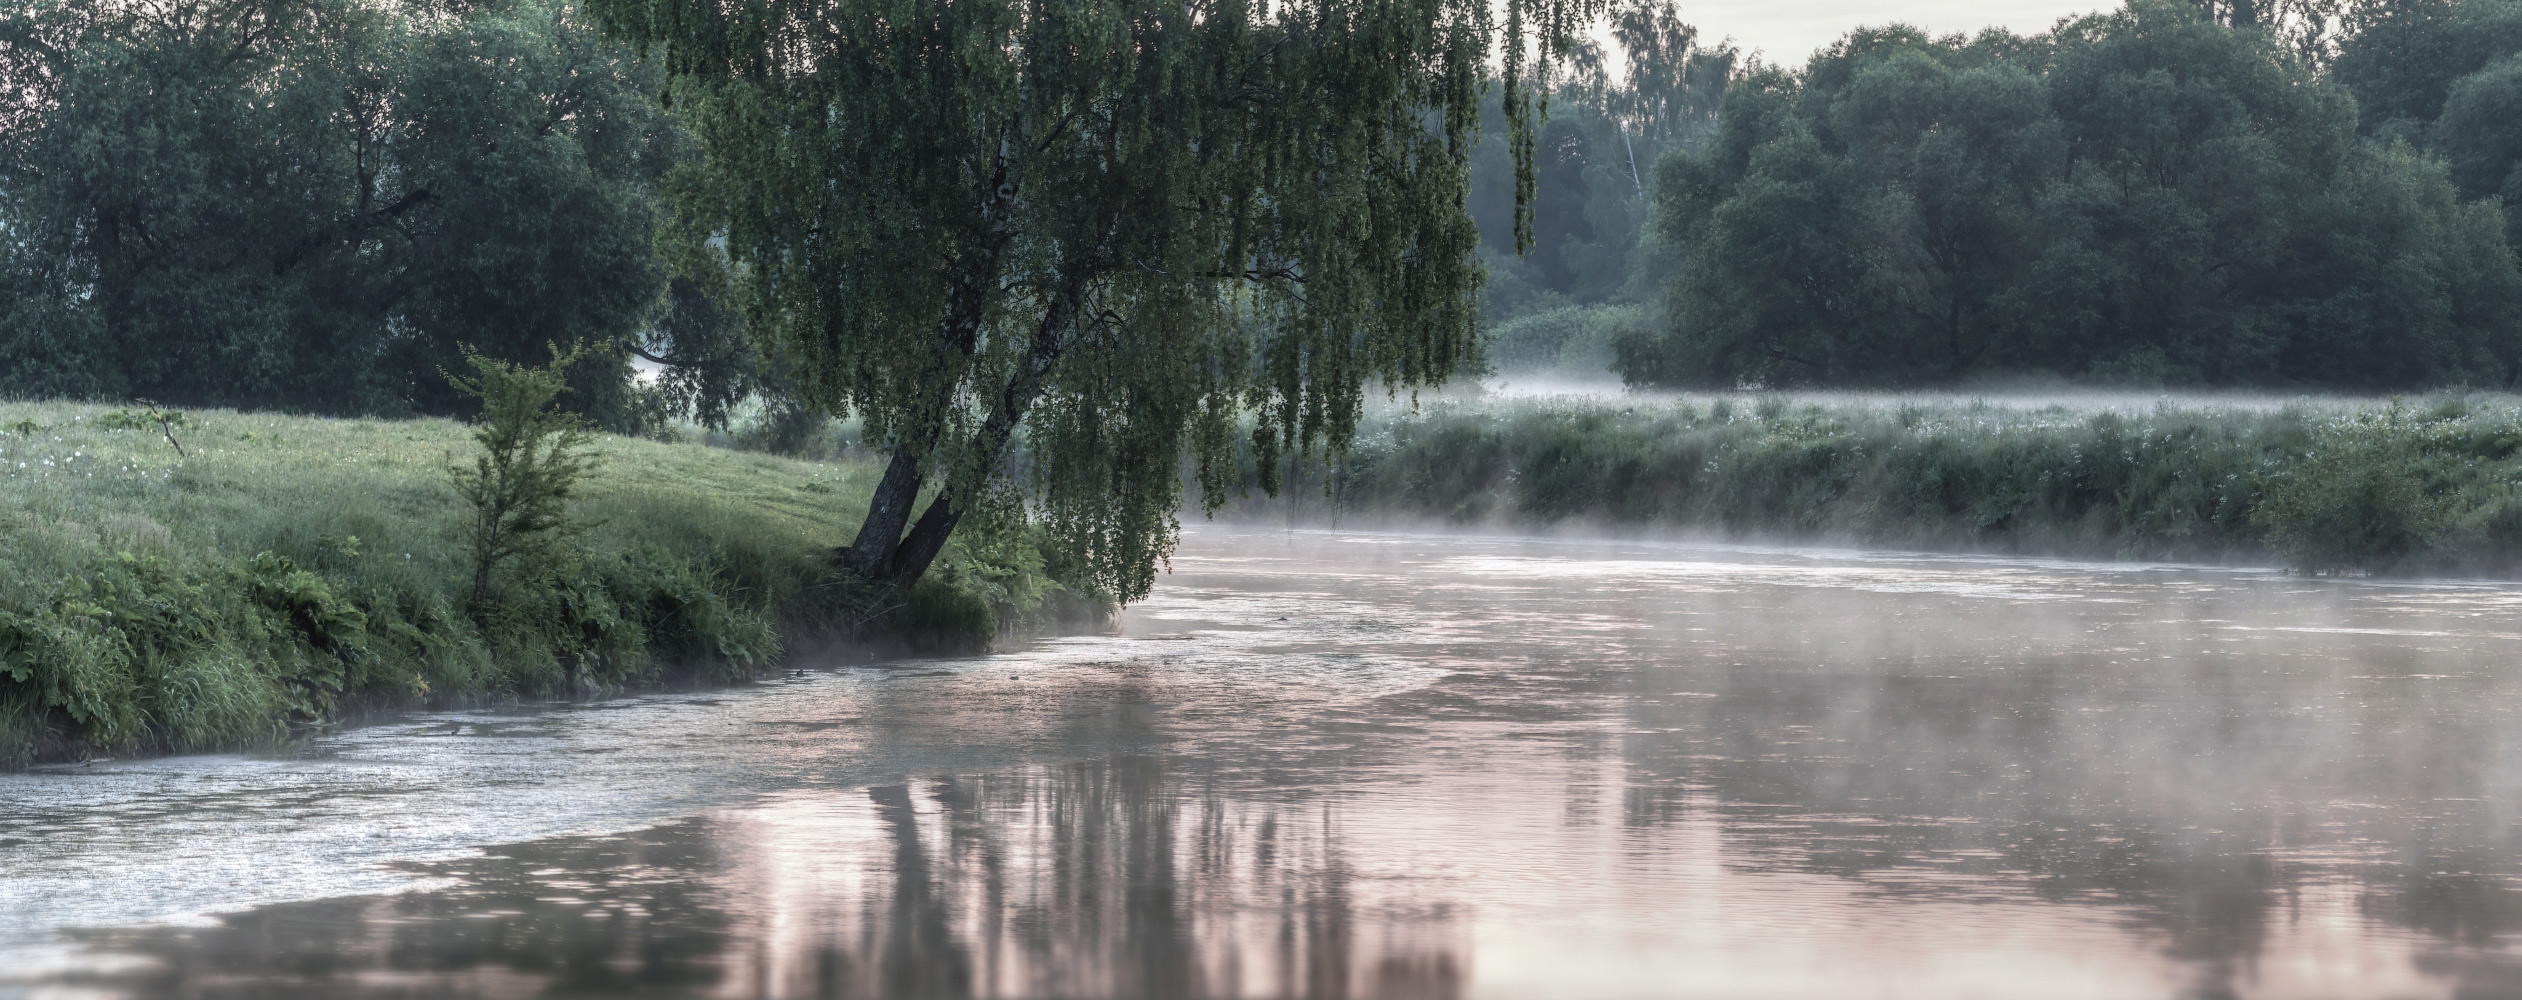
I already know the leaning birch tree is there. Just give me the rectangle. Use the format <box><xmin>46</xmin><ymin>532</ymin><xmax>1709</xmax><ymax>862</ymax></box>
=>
<box><xmin>590</xmin><ymin>0</ymin><xmax>1589</xmax><ymax>601</ymax></box>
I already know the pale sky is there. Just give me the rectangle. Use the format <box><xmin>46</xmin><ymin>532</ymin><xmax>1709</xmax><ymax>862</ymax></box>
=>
<box><xmin>1674</xmin><ymin>0</ymin><xmax>2114</xmax><ymax>67</ymax></box>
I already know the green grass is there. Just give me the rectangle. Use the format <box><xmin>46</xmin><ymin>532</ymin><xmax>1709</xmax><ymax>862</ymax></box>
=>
<box><xmin>0</xmin><ymin>402</ymin><xmax>1039</xmax><ymax>767</ymax></box>
<box><xmin>1297</xmin><ymin>393</ymin><xmax>2522</xmax><ymax>575</ymax></box>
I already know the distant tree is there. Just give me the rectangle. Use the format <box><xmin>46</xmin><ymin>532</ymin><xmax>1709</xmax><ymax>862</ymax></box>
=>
<box><xmin>1463</xmin><ymin>0</ymin><xmax>1733</xmax><ymax>346</ymax></box>
<box><xmin>1637</xmin><ymin>29</ymin><xmax>2059</xmax><ymax>384</ymax></box>
<box><xmin>2331</xmin><ymin>0</ymin><xmax>2522</xmax><ymax>256</ymax></box>
<box><xmin>629</xmin><ymin>278</ymin><xmax>748</xmax><ymax>431</ymax></box>
<box><xmin>0</xmin><ymin>0</ymin><xmax>684</xmax><ymax>424</ymax></box>
<box><xmin>1622</xmin><ymin>1</ymin><xmax>2522</xmax><ymax>389</ymax></box>
<box><xmin>588</xmin><ymin>0</ymin><xmax>1588</xmax><ymax>598</ymax></box>
<box><xmin>1607</xmin><ymin>0</ymin><xmax>1734</xmax><ymax>148</ymax></box>
<box><xmin>2332</xmin><ymin>0</ymin><xmax>2522</xmax><ymax>132</ymax></box>
<box><xmin>2436</xmin><ymin>55</ymin><xmax>2522</xmax><ymax>244</ymax></box>
<box><xmin>2187</xmin><ymin>0</ymin><xmax>2343</xmax><ymax>63</ymax></box>
<box><xmin>378</xmin><ymin>0</ymin><xmax>686</xmax><ymax>423</ymax></box>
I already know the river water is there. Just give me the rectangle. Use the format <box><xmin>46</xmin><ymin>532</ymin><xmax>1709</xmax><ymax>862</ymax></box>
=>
<box><xmin>6</xmin><ymin>526</ymin><xmax>2522</xmax><ymax>999</ymax></box>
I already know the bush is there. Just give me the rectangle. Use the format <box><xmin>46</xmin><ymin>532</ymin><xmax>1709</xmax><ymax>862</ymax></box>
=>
<box><xmin>2254</xmin><ymin>410</ymin><xmax>2463</xmax><ymax>573</ymax></box>
<box><xmin>1485</xmin><ymin>303</ymin><xmax>1644</xmax><ymax>377</ymax></box>
<box><xmin>446</xmin><ymin>347</ymin><xmax>603</xmax><ymax>606</ymax></box>
<box><xmin>0</xmin><ymin>550</ymin><xmax>353</xmax><ymax>759</ymax></box>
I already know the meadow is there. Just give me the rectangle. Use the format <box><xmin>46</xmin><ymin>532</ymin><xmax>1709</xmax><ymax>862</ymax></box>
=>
<box><xmin>0</xmin><ymin>403</ymin><xmax>1055</xmax><ymax>767</ymax></box>
<box><xmin>1276</xmin><ymin>392</ymin><xmax>2522</xmax><ymax>575</ymax></box>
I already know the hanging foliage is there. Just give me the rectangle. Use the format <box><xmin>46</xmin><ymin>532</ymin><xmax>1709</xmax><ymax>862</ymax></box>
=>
<box><xmin>589</xmin><ymin>0</ymin><xmax>1594</xmax><ymax>599</ymax></box>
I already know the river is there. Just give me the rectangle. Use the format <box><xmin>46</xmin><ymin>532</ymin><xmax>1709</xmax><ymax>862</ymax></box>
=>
<box><xmin>5</xmin><ymin>526</ymin><xmax>2521</xmax><ymax>999</ymax></box>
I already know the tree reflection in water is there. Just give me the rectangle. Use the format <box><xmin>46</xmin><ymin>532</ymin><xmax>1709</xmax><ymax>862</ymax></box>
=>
<box><xmin>715</xmin><ymin>759</ymin><xmax>1464</xmax><ymax>999</ymax></box>
<box><xmin>61</xmin><ymin>756</ymin><xmax>1465</xmax><ymax>1000</ymax></box>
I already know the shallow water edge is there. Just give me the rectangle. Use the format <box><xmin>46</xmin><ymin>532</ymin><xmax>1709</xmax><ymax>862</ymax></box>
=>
<box><xmin>8</xmin><ymin>526</ymin><xmax>2522</xmax><ymax>999</ymax></box>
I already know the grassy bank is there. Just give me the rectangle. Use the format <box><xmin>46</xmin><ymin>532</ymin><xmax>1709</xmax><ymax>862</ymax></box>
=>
<box><xmin>1282</xmin><ymin>393</ymin><xmax>2522</xmax><ymax>575</ymax></box>
<box><xmin>0</xmin><ymin>402</ymin><xmax>1063</xmax><ymax>768</ymax></box>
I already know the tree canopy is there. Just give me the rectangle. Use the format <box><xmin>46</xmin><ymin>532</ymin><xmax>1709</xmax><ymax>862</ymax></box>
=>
<box><xmin>0</xmin><ymin>0</ymin><xmax>690</xmax><ymax>424</ymax></box>
<box><xmin>1620</xmin><ymin>0</ymin><xmax>2522</xmax><ymax>389</ymax></box>
<box><xmin>2336</xmin><ymin>0</ymin><xmax>2522</xmax><ymax>246</ymax></box>
<box><xmin>589</xmin><ymin>0</ymin><xmax>1586</xmax><ymax>597</ymax></box>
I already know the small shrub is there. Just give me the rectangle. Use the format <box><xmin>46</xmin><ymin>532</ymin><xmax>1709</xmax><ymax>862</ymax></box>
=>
<box><xmin>605</xmin><ymin>547</ymin><xmax>781</xmax><ymax>681</ymax></box>
<box><xmin>446</xmin><ymin>346</ymin><xmax>603</xmax><ymax>606</ymax></box>
<box><xmin>0</xmin><ymin>549</ymin><xmax>375</xmax><ymax>756</ymax></box>
<box><xmin>0</xmin><ymin>602</ymin><xmax>141</xmax><ymax>747</ymax></box>
<box><xmin>2255</xmin><ymin>414</ymin><xmax>2460</xmax><ymax>574</ymax></box>
<box><xmin>234</xmin><ymin>551</ymin><xmax>368</xmax><ymax>714</ymax></box>
<box><xmin>929</xmin><ymin>484</ymin><xmax>1057</xmax><ymax>623</ymax></box>
<box><xmin>1484</xmin><ymin>303</ymin><xmax>1642</xmax><ymax>376</ymax></box>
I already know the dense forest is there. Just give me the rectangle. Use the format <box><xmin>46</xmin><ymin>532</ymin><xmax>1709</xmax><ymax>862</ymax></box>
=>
<box><xmin>0</xmin><ymin>0</ymin><xmax>754</xmax><ymax>429</ymax></box>
<box><xmin>1615</xmin><ymin>0</ymin><xmax>2522</xmax><ymax>389</ymax></box>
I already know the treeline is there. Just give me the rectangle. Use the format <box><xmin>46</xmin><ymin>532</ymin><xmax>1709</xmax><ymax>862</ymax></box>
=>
<box><xmin>0</xmin><ymin>0</ymin><xmax>761</xmax><ymax>426</ymax></box>
<box><xmin>1614</xmin><ymin>0</ymin><xmax>2522</xmax><ymax>389</ymax></box>
<box><xmin>15</xmin><ymin>0</ymin><xmax>2522</xmax><ymax>418</ymax></box>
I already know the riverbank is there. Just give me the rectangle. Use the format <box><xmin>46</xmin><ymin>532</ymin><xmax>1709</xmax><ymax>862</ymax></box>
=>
<box><xmin>1268</xmin><ymin>393</ymin><xmax>2522</xmax><ymax>576</ymax></box>
<box><xmin>9</xmin><ymin>527</ymin><xmax>2517</xmax><ymax>999</ymax></box>
<box><xmin>0</xmin><ymin>403</ymin><xmax>1065</xmax><ymax>768</ymax></box>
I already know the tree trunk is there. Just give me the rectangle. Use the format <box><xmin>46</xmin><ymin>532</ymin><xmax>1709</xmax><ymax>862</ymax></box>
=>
<box><xmin>471</xmin><ymin>506</ymin><xmax>500</xmax><ymax>606</ymax></box>
<box><xmin>879</xmin><ymin>274</ymin><xmax>1088</xmax><ymax>587</ymax></box>
<box><xmin>842</xmin><ymin>446</ymin><xmax>928</xmax><ymax>578</ymax></box>
<box><xmin>840</xmin><ymin>135</ymin><xmax>1020</xmax><ymax>580</ymax></box>
<box><xmin>882</xmin><ymin>487</ymin><xmax>964</xmax><ymax>589</ymax></box>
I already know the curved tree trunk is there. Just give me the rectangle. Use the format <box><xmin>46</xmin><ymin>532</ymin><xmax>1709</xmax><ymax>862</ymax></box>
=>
<box><xmin>878</xmin><ymin>272</ymin><xmax>1087</xmax><ymax>587</ymax></box>
<box><xmin>843</xmin><ymin>446</ymin><xmax>931</xmax><ymax>579</ymax></box>
<box><xmin>841</xmin><ymin>134</ymin><xmax>1020</xmax><ymax>582</ymax></box>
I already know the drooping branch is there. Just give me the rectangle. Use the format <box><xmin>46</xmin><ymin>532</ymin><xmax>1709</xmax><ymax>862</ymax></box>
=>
<box><xmin>585</xmin><ymin>0</ymin><xmax>1570</xmax><ymax>598</ymax></box>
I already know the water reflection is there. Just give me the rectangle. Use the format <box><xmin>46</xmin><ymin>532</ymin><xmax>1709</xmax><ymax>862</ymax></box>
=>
<box><xmin>16</xmin><ymin>529</ymin><xmax>2522</xmax><ymax>999</ymax></box>
<box><xmin>51</xmin><ymin>758</ymin><xmax>1466</xmax><ymax>1000</ymax></box>
<box><xmin>719</xmin><ymin>764</ymin><xmax>1466</xmax><ymax>1000</ymax></box>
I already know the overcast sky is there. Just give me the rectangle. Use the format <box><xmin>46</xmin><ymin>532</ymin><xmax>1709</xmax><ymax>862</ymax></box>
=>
<box><xmin>1673</xmin><ymin>0</ymin><xmax>2114</xmax><ymax>66</ymax></box>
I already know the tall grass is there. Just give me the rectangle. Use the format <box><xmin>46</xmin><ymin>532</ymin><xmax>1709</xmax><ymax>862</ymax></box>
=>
<box><xmin>1483</xmin><ymin>303</ymin><xmax>1643</xmax><ymax>378</ymax></box>
<box><xmin>1285</xmin><ymin>394</ymin><xmax>2522</xmax><ymax>574</ymax></box>
<box><xmin>0</xmin><ymin>403</ymin><xmax>1048</xmax><ymax>767</ymax></box>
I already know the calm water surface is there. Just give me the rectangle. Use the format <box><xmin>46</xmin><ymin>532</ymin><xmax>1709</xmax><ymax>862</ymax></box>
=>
<box><xmin>6</xmin><ymin>527</ymin><xmax>2522</xmax><ymax>999</ymax></box>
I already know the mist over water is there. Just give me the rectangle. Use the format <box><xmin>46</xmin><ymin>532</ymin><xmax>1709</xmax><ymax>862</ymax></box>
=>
<box><xmin>1461</xmin><ymin>376</ymin><xmax>2422</xmax><ymax>415</ymax></box>
<box><xmin>7</xmin><ymin>526</ymin><xmax>2522</xmax><ymax>999</ymax></box>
